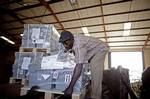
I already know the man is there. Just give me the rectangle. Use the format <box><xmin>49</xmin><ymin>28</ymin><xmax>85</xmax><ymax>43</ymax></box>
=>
<box><xmin>59</xmin><ymin>31</ymin><xmax>109</xmax><ymax>99</ymax></box>
<box><xmin>140</xmin><ymin>67</ymin><xmax>150</xmax><ymax>99</ymax></box>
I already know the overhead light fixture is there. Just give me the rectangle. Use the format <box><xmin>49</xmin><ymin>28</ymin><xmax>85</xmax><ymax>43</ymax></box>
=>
<box><xmin>69</xmin><ymin>0</ymin><xmax>77</xmax><ymax>4</ymax></box>
<box><xmin>123</xmin><ymin>22</ymin><xmax>132</xmax><ymax>36</ymax></box>
<box><xmin>82</xmin><ymin>27</ymin><xmax>90</xmax><ymax>36</ymax></box>
<box><xmin>124</xmin><ymin>22</ymin><xmax>132</xmax><ymax>30</ymax></box>
<box><xmin>0</xmin><ymin>36</ymin><xmax>15</xmax><ymax>45</ymax></box>
<box><xmin>20</xmin><ymin>34</ymin><xmax>23</xmax><ymax>36</ymax></box>
<box><xmin>123</xmin><ymin>30</ymin><xmax>130</xmax><ymax>36</ymax></box>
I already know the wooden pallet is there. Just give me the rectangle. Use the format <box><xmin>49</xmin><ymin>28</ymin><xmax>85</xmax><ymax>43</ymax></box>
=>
<box><xmin>19</xmin><ymin>47</ymin><xmax>51</xmax><ymax>53</ymax></box>
<box><xmin>20</xmin><ymin>86</ymin><xmax>82</xmax><ymax>99</ymax></box>
<box><xmin>9</xmin><ymin>77</ymin><xmax>28</xmax><ymax>85</ymax></box>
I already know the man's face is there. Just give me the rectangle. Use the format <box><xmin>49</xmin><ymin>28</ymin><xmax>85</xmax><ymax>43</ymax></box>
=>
<box><xmin>62</xmin><ymin>39</ymin><xmax>74</xmax><ymax>50</ymax></box>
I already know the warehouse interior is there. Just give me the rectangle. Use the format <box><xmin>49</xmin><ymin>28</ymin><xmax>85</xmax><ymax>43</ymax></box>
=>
<box><xmin>0</xmin><ymin>0</ymin><xmax>150</xmax><ymax>99</ymax></box>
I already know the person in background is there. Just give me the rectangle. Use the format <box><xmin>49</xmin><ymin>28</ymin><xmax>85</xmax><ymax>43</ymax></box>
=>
<box><xmin>140</xmin><ymin>67</ymin><xmax>150</xmax><ymax>99</ymax></box>
<box><xmin>59</xmin><ymin>31</ymin><xmax>109</xmax><ymax>99</ymax></box>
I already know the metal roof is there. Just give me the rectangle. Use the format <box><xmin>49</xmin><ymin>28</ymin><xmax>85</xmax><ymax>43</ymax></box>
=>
<box><xmin>0</xmin><ymin>0</ymin><xmax>150</xmax><ymax>50</ymax></box>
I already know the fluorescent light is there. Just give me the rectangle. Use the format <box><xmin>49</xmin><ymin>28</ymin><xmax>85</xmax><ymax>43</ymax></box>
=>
<box><xmin>0</xmin><ymin>36</ymin><xmax>15</xmax><ymax>45</ymax></box>
<box><xmin>82</xmin><ymin>27</ymin><xmax>90</xmax><ymax>36</ymax></box>
<box><xmin>23</xmin><ymin>3</ymin><xmax>28</xmax><ymax>6</ymax></box>
<box><xmin>69</xmin><ymin>0</ymin><xmax>77</xmax><ymax>4</ymax></box>
<box><xmin>123</xmin><ymin>30</ymin><xmax>130</xmax><ymax>36</ymax></box>
<box><xmin>82</xmin><ymin>27</ymin><xmax>88</xmax><ymax>34</ymax></box>
<box><xmin>123</xmin><ymin>22</ymin><xmax>132</xmax><ymax>36</ymax></box>
<box><xmin>20</xmin><ymin>34</ymin><xmax>23</xmax><ymax>36</ymax></box>
<box><xmin>84</xmin><ymin>33</ymin><xmax>91</xmax><ymax>36</ymax></box>
<box><xmin>124</xmin><ymin>22</ymin><xmax>132</xmax><ymax>30</ymax></box>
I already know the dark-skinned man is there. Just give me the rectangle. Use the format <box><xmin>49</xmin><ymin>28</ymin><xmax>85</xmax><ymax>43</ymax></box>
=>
<box><xmin>59</xmin><ymin>31</ymin><xmax>109</xmax><ymax>99</ymax></box>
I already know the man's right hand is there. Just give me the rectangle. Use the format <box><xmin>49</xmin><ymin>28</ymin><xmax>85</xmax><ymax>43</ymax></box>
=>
<box><xmin>63</xmin><ymin>86</ymin><xmax>73</xmax><ymax>97</ymax></box>
<box><xmin>63</xmin><ymin>64</ymin><xmax>83</xmax><ymax>97</ymax></box>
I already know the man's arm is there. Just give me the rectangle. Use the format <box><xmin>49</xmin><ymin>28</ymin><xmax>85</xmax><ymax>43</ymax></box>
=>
<box><xmin>64</xmin><ymin>63</ymin><xmax>83</xmax><ymax>96</ymax></box>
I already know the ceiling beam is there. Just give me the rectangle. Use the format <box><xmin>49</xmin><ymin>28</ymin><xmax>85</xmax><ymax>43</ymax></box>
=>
<box><xmin>39</xmin><ymin>0</ymin><xmax>64</xmax><ymax>30</ymax></box>
<box><xmin>9</xmin><ymin>0</ymin><xmax>64</xmax><ymax>12</ymax></box>
<box><xmin>2</xmin><ymin>18</ymin><xmax>150</xmax><ymax>29</ymax></box>
<box><xmin>99</xmin><ymin>0</ymin><xmax>107</xmax><ymax>42</ymax></box>
<box><xmin>10</xmin><ymin>0</ymin><xmax>131</xmax><ymax>13</ymax></box>
<box><xmin>77</xmin><ymin>27</ymin><xmax>150</xmax><ymax>34</ymax></box>
<box><xmin>53</xmin><ymin>8</ymin><xmax>150</xmax><ymax>24</ymax></box>
<box><xmin>109</xmin><ymin>45</ymin><xmax>150</xmax><ymax>47</ymax></box>
<box><xmin>107</xmin><ymin>40</ymin><xmax>148</xmax><ymax>43</ymax></box>
<box><xmin>97</xmin><ymin>34</ymin><xmax>148</xmax><ymax>39</ymax></box>
<box><xmin>143</xmin><ymin>32</ymin><xmax>150</xmax><ymax>50</ymax></box>
<box><xmin>3</xmin><ymin>19</ymin><xmax>150</xmax><ymax>31</ymax></box>
<box><xmin>65</xmin><ymin>19</ymin><xmax>150</xmax><ymax>30</ymax></box>
<box><xmin>1</xmin><ymin>8</ymin><xmax>150</xmax><ymax>25</ymax></box>
<box><xmin>4</xmin><ymin>27</ymin><xmax>150</xmax><ymax>36</ymax></box>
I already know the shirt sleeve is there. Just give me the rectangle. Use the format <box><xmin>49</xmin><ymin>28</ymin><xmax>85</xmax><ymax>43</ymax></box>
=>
<box><xmin>74</xmin><ymin>46</ymin><xmax>87</xmax><ymax>64</ymax></box>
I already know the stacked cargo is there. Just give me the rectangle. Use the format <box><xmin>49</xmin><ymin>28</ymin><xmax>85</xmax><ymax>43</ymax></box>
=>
<box><xmin>28</xmin><ymin>63</ymin><xmax>90</xmax><ymax>93</ymax></box>
<box><xmin>12</xmin><ymin>24</ymin><xmax>90</xmax><ymax>94</ymax></box>
<box><xmin>21</xmin><ymin>24</ymin><xmax>60</xmax><ymax>51</ymax></box>
<box><xmin>12</xmin><ymin>24</ymin><xmax>60</xmax><ymax>81</ymax></box>
<box><xmin>13</xmin><ymin>52</ymin><xmax>43</xmax><ymax>79</ymax></box>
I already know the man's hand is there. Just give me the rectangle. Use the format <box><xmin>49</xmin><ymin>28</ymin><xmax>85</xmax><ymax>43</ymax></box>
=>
<box><xmin>64</xmin><ymin>86</ymin><xmax>73</xmax><ymax>97</ymax></box>
<box><xmin>63</xmin><ymin>64</ymin><xmax>83</xmax><ymax>97</ymax></box>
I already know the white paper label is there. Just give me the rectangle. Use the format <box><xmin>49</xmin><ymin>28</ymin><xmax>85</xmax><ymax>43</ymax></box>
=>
<box><xmin>41</xmin><ymin>55</ymin><xmax>63</xmax><ymax>69</ymax></box>
<box><xmin>36</xmin><ymin>39</ymin><xmax>44</xmax><ymax>44</ymax></box>
<box><xmin>31</xmin><ymin>28</ymin><xmax>40</xmax><ymax>40</ymax></box>
<box><xmin>42</xmin><ymin>74</ymin><xmax>50</xmax><ymax>80</ymax></box>
<box><xmin>64</xmin><ymin>74</ymin><xmax>72</xmax><ymax>83</ymax></box>
<box><xmin>21</xmin><ymin>57</ymin><xmax>31</xmax><ymax>70</ymax></box>
<box><xmin>53</xmin><ymin>71</ymin><xmax>59</xmax><ymax>79</ymax></box>
<box><xmin>43</xmin><ymin>42</ymin><xmax>50</xmax><ymax>48</ymax></box>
